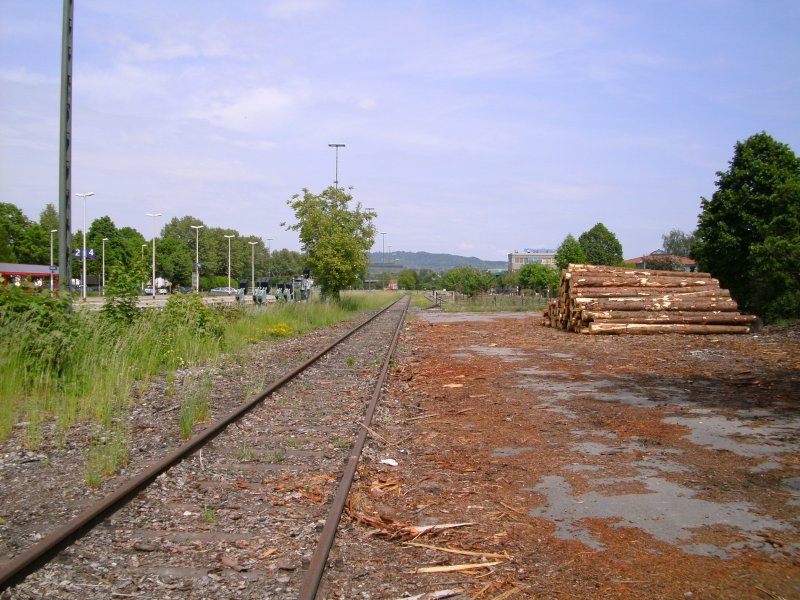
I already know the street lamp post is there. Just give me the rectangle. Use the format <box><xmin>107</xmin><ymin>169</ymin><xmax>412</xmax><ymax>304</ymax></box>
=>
<box><xmin>328</xmin><ymin>143</ymin><xmax>345</xmax><ymax>189</ymax></box>
<box><xmin>380</xmin><ymin>232</ymin><xmax>387</xmax><ymax>289</ymax></box>
<box><xmin>266</xmin><ymin>238</ymin><xmax>272</xmax><ymax>277</ymax></box>
<box><xmin>224</xmin><ymin>234</ymin><xmax>235</xmax><ymax>291</ymax></box>
<box><xmin>49</xmin><ymin>229</ymin><xmax>58</xmax><ymax>292</ymax></box>
<box><xmin>101</xmin><ymin>237</ymin><xmax>109</xmax><ymax>296</ymax></box>
<box><xmin>75</xmin><ymin>192</ymin><xmax>95</xmax><ymax>300</ymax></box>
<box><xmin>248</xmin><ymin>241</ymin><xmax>257</xmax><ymax>295</ymax></box>
<box><xmin>190</xmin><ymin>225</ymin><xmax>204</xmax><ymax>292</ymax></box>
<box><xmin>141</xmin><ymin>244</ymin><xmax>147</xmax><ymax>293</ymax></box>
<box><xmin>146</xmin><ymin>213</ymin><xmax>162</xmax><ymax>299</ymax></box>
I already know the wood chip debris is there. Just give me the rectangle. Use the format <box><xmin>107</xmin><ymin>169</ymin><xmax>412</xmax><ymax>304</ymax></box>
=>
<box><xmin>416</xmin><ymin>561</ymin><xmax>501</xmax><ymax>574</ymax></box>
<box><xmin>403</xmin><ymin>541</ymin><xmax>509</xmax><ymax>560</ymax></box>
<box><xmin>393</xmin><ymin>589</ymin><xmax>464</xmax><ymax>600</ymax></box>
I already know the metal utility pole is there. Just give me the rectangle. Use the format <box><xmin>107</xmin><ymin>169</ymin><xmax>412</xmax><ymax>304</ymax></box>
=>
<box><xmin>328</xmin><ymin>143</ymin><xmax>345</xmax><ymax>189</ymax></box>
<box><xmin>248</xmin><ymin>241</ymin><xmax>257</xmax><ymax>294</ymax></box>
<box><xmin>58</xmin><ymin>0</ymin><xmax>74</xmax><ymax>296</ymax></box>
<box><xmin>190</xmin><ymin>225</ymin><xmax>204</xmax><ymax>292</ymax></box>
<box><xmin>224</xmin><ymin>234</ymin><xmax>235</xmax><ymax>291</ymax></box>
<box><xmin>146</xmin><ymin>213</ymin><xmax>162</xmax><ymax>299</ymax></box>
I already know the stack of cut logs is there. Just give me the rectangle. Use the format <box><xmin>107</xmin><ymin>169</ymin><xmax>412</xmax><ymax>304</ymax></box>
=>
<box><xmin>542</xmin><ymin>264</ymin><xmax>759</xmax><ymax>335</ymax></box>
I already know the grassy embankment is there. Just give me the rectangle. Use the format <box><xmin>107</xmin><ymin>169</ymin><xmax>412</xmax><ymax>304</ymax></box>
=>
<box><xmin>0</xmin><ymin>289</ymin><xmax>400</xmax><ymax>484</ymax></box>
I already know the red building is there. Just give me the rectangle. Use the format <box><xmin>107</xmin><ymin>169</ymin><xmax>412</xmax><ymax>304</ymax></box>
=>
<box><xmin>0</xmin><ymin>262</ymin><xmax>60</xmax><ymax>292</ymax></box>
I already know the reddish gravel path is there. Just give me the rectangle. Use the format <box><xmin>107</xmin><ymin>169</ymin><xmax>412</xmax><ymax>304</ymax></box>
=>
<box><xmin>322</xmin><ymin>310</ymin><xmax>800</xmax><ymax>599</ymax></box>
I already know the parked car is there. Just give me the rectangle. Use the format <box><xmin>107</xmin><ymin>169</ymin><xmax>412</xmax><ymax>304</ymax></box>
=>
<box><xmin>143</xmin><ymin>286</ymin><xmax>154</xmax><ymax>295</ymax></box>
<box><xmin>157</xmin><ymin>288</ymin><xmax>168</xmax><ymax>295</ymax></box>
<box><xmin>210</xmin><ymin>286</ymin><xmax>237</xmax><ymax>295</ymax></box>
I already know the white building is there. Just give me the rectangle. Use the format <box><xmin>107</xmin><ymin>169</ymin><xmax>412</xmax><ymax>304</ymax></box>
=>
<box><xmin>507</xmin><ymin>248</ymin><xmax>557</xmax><ymax>273</ymax></box>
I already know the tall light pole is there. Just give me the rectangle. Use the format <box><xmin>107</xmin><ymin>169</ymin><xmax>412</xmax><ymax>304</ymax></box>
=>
<box><xmin>190</xmin><ymin>224</ymin><xmax>204</xmax><ymax>292</ymax></box>
<box><xmin>49</xmin><ymin>229</ymin><xmax>58</xmax><ymax>292</ymax></box>
<box><xmin>146</xmin><ymin>213</ymin><xmax>162</xmax><ymax>299</ymax></box>
<box><xmin>224</xmin><ymin>234</ymin><xmax>235</xmax><ymax>291</ymax></box>
<box><xmin>141</xmin><ymin>244</ymin><xmax>147</xmax><ymax>294</ymax></box>
<box><xmin>248</xmin><ymin>241</ymin><xmax>257</xmax><ymax>294</ymax></box>
<box><xmin>266</xmin><ymin>238</ymin><xmax>272</xmax><ymax>277</ymax></box>
<box><xmin>380</xmin><ymin>232</ymin><xmax>387</xmax><ymax>289</ymax></box>
<box><xmin>75</xmin><ymin>192</ymin><xmax>95</xmax><ymax>300</ymax></box>
<box><xmin>101</xmin><ymin>237</ymin><xmax>109</xmax><ymax>296</ymax></box>
<box><xmin>328</xmin><ymin>143</ymin><xmax>345</xmax><ymax>189</ymax></box>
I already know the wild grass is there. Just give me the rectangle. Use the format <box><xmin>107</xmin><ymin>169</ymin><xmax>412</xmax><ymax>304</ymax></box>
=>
<box><xmin>441</xmin><ymin>293</ymin><xmax>550</xmax><ymax>312</ymax></box>
<box><xmin>0</xmin><ymin>288</ymin><xmax>398</xmax><ymax>484</ymax></box>
<box><xmin>179</xmin><ymin>377</ymin><xmax>211</xmax><ymax>439</ymax></box>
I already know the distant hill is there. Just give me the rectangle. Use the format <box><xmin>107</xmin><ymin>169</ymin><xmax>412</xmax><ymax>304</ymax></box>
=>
<box><xmin>369</xmin><ymin>251</ymin><xmax>507</xmax><ymax>272</ymax></box>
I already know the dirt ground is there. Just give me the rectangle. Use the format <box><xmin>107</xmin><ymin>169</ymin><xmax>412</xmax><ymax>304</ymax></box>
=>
<box><xmin>324</xmin><ymin>309</ymin><xmax>800</xmax><ymax>599</ymax></box>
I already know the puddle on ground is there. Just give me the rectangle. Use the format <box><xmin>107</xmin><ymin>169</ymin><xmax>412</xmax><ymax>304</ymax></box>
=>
<box><xmin>527</xmin><ymin>475</ymin><xmax>789</xmax><ymax>558</ymax></box>
<box><xmin>491</xmin><ymin>447</ymin><xmax>534</xmax><ymax>458</ymax></box>
<box><xmin>663</xmin><ymin>414</ymin><xmax>800</xmax><ymax>461</ymax></box>
<box><xmin>515</xmin><ymin>375</ymin><xmax>686</xmax><ymax>408</ymax></box>
<box><xmin>468</xmin><ymin>345</ymin><xmax>529</xmax><ymax>361</ymax></box>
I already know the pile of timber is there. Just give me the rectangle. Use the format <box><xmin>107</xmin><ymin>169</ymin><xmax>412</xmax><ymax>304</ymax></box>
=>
<box><xmin>542</xmin><ymin>264</ymin><xmax>759</xmax><ymax>335</ymax></box>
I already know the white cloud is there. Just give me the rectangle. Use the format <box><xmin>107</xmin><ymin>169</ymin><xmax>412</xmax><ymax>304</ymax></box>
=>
<box><xmin>197</xmin><ymin>86</ymin><xmax>299</xmax><ymax>132</ymax></box>
<box><xmin>0</xmin><ymin>67</ymin><xmax>57</xmax><ymax>86</ymax></box>
<box><xmin>264</xmin><ymin>0</ymin><xmax>334</xmax><ymax>20</ymax></box>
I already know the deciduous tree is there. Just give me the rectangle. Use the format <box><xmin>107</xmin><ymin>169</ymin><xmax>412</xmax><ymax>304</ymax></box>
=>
<box><xmin>661</xmin><ymin>228</ymin><xmax>694</xmax><ymax>257</ymax></box>
<box><xmin>578</xmin><ymin>223</ymin><xmax>623</xmax><ymax>266</ymax></box>
<box><xmin>441</xmin><ymin>266</ymin><xmax>494</xmax><ymax>296</ymax></box>
<box><xmin>517</xmin><ymin>263</ymin><xmax>560</xmax><ymax>295</ymax></box>
<box><xmin>555</xmin><ymin>234</ymin><xmax>586</xmax><ymax>270</ymax></box>
<box><xmin>694</xmin><ymin>132</ymin><xmax>800</xmax><ymax>320</ymax></box>
<box><xmin>284</xmin><ymin>186</ymin><xmax>376</xmax><ymax>300</ymax></box>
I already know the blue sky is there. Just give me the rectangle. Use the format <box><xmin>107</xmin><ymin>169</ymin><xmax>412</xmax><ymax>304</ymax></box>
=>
<box><xmin>1</xmin><ymin>1</ymin><xmax>798</xmax><ymax>261</ymax></box>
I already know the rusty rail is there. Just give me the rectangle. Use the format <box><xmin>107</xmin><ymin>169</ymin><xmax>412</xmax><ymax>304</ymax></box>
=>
<box><xmin>0</xmin><ymin>297</ymin><xmax>405</xmax><ymax>591</ymax></box>
<box><xmin>299</xmin><ymin>295</ymin><xmax>410</xmax><ymax>599</ymax></box>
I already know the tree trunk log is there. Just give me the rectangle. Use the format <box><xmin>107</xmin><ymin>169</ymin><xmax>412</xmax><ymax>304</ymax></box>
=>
<box><xmin>571</xmin><ymin>287</ymin><xmax>728</xmax><ymax>298</ymax></box>
<box><xmin>570</xmin><ymin>275</ymin><xmax>718</xmax><ymax>288</ymax></box>
<box><xmin>579</xmin><ymin>298</ymin><xmax>738</xmax><ymax>311</ymax></box>
<box><xmin>567</xmin><ymin>264</ymin><xmax>711</xmax><ymax>278</ymax></box>
<box><xmin>584</xmin><ymin>323</ymin><xmax>752</xmax><ymax>335</ymax></box>
<box><xmin>585</xmin><ymin>314</ymin><xmax>759</xmax><ymax>325</ymax></box>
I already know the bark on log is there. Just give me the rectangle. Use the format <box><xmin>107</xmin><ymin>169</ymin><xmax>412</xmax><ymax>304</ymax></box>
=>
<box><xmin>586</xmin><ymin>314</ymin><xmax>760</xmax><ymax>325</ymax></box>
<box><xmin>567</xmin><ymin>264</ymin><xmax>711</xmax><ymax>279</ymax></box>
<box><xmin>584</xmin><ymin>310</ymin><xmax>757</xmax><ymax>322</ymax></box>
<box><xmin>580</xmin><ymin>298</ymin><xmax>738</xmax><ymax>312</ymax></box>
<box><xmin>572</xmin><ymin>295</ymin><xmax>732</xmax><ymax>306</ymax></box>
<box><xmin>584</xmin><ymin>323</ymin><xmax>752</xmax><ymax>335</ymax></box>
<box><xmin>570</xmin><ymin>275</ymin><xmax>718</xmax><ymax>288</ymax></box>
<box><xmin>571</xmin><ymin>287</ymin><xmax>728</xmax><ymax>298</ymax></box>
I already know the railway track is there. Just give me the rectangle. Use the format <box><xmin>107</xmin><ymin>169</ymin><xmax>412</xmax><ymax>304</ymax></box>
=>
<box><xmin>1</xmin><ymin>296</ymin><xmax>410</xmax><ymax>599</ymax></box>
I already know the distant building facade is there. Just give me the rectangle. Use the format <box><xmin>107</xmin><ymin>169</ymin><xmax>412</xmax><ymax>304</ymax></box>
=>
<box><xmin>623</xmin><ymin>250</ymin><xmax>696</xmax><ymax>272</ymax></box>
<box><xmin>507</xmin><ymin>248</ymin><xmax>557</xmax><ymax>273</ymax></box>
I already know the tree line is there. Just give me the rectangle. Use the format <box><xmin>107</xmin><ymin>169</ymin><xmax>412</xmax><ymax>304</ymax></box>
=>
<box><xmin>0</xmin><ymin>204</ymin><xmax>306</xmax><ymax>290</ymax></box>
<box><xmin>3</xmin><ymin>131</ymin><xmax>798</xmax><ymax>320</ymax></box>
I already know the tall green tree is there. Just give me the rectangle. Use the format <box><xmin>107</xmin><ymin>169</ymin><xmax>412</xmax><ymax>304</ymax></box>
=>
<box><xmin>578</xmin><ymin>223</ymin><xmax>624</xmax><ymax>266</ymax></box>
<box><xmin>517</xmin><ymin>263</ymin><xmax>560</xmax><ymax>295</ymax></box>
<box><xmin>693</xmin><ymin>132</ymin><xmax>800</xmax><ymax>320</ymax></box>
<box><xmin>554</xmin><ymin>234</ymin><xmax>587</xmax><ymax>270</ymax></box>
<box><xmin>441</xmin><ymin>266</ymin><xmax>494</xmax><ymax>296</ymax></box>
<box><xmin>397</xmin><ymin>269</ymin><xmax>418</xmax><ymax>290</ymax></box>
<box><xmin>39</xmin><ymin>203</ymin><xmax>59</xmax><ymax>232</ymax></box>
<box><xmin>661</xmin><ymin>228</ymin><xmax>695</xmax><ymax>257</ymax></box>
<box><xmin>284</xmin><ymin>186</ymin><xmax>376</xmax><ymax>300</ymax></box>
<box><xmin>269</xmin><ymin>248</ymin><xmax>306</xmax><ymax>278</ymax></box>
<box><xmin>0</xmin><ymin>202</ymin><xmax>32</xmax><ymax>262</ymax></box>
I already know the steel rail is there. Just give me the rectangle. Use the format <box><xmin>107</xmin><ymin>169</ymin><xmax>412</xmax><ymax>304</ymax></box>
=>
<box><xmin>299</xmin><ymin>295</ymin><xmax>410</xmax><ymax>600</ymax></box>
<box><xmin>0</xmin><ymin>297</ymin><xmax>404</xmax><ymax>591</ymax></box>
